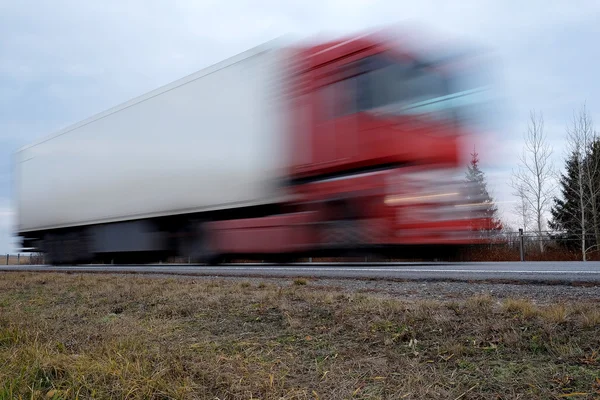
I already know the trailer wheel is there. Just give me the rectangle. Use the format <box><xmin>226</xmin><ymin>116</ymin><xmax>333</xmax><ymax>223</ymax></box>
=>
<box><xmin>44</xmin><ymin>238</ymin><xmax>70</xmax><ymax>266</ymax></box>
<box><xmin>43</xmin><ymin>231</ymin><xmax>92</xmax><ymax>266</ymax></box>
<box><xmin>43</xmin><ymin>234</ymin><xmax>60</xmax><ymax>265</ymax></box>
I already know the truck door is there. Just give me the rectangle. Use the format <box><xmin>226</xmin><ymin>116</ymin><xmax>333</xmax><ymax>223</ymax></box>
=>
<box><xmin>314</xmin><ymin>76</ymin><xmax>358</xmax><ymax>166</ymax></box>
<box><xmin>333</xmin><ymin>77</ymin><xmax>358</xmax><ymax>162</ymax></box>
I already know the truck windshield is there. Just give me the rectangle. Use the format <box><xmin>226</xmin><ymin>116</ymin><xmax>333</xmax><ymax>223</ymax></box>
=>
<box><xmin>357</xmin><ymin>53</ymin><xmax>466</xmax><ymax>121</ymax></box>
<box><xmin>370</xmin><ymin>60</ymin><xmax>447</xmax><ymax>114</ymax></box>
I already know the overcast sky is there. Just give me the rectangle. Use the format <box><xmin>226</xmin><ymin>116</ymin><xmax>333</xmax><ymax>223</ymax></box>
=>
<box><xmin>1</xmin><ymin>0</ymin><xmax>600</xmax><ymax>253</ymax></box>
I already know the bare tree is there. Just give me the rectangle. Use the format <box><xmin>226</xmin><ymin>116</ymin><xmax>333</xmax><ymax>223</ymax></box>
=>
<box><xmin>563</xmin><ymin>104</ymin><xmax>600</xmax><ymax>260</ymax></box>
<box><xmin>511</xmin><ymin>110</ymin><xmax>555</xmax><ymax>253</ymax></box>
<box><xmin>581</xmin><ymin>109</ymin><xmax>600</xmax><ymax>250</ymax></box>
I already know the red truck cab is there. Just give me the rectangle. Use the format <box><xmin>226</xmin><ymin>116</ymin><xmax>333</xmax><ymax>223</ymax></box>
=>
<box><xmin>207</xmin><ymin>32</ymin><xmax>495</xmax><ymax>260</ymax></box>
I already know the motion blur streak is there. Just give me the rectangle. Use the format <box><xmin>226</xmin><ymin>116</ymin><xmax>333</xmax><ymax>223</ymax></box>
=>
<box><xmin>13</xmin><ymin>26</ymin><xmax>500</xmax><ymax>266</ymax></box>
<box><xmin>384</xmin><ymin>193</ymin><xmax>460</xmax><ymax>204</ymax></box>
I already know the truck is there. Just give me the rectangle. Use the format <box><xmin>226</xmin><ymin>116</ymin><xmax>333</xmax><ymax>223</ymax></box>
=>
<box><xmin>14</xmin><ymin>30</ymin><xmax>495</xmax><ymax>265</ymax></box>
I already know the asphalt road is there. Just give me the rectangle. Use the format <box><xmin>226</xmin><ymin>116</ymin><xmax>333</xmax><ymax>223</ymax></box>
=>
<box><xmin>2</xmin><ymin>261</ymin><xmax>600</xmax><ymax>283</ymax></box>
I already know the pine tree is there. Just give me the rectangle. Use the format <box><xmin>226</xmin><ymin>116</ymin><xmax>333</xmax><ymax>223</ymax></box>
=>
<box><xmin>464</xmin><ymin>148</ymin><xmax>503</xmax><ymax>232</ymax></box>
<box><xmin>549</xmin><ymin>151</ymin><xmax>583</xmax><ymax>248</ymax></box>
<box><xmin>550</xmin><ymin>140</ymin><xmax>600</xmax><ymax>253</ymax></box>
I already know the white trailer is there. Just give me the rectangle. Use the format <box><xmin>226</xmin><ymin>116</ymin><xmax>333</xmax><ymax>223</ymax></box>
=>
<box><xmin>15</xmin><ymin>42</ymin><xmax>290</xmax><ymax>235</ymax></box>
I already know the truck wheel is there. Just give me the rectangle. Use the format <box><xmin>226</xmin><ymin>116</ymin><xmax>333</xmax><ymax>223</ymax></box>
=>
<box><xmin>203</xmin><ymin>253</ymin><xmax>223</xmax><ymax>266</ymax></box>
<box><xmin>270</xmin><ymin>254</ymin><xmax>296</xmax><ymax>264</ymax></box>
<box><xmin>320</xmin><ymin>220</ymin><xmax>362</xmax><ymax>249</ymax></box>
<box><xmin>177</xmin><ymin>222</ymin><xmax>222</xmax><ymax>265</ymax></box>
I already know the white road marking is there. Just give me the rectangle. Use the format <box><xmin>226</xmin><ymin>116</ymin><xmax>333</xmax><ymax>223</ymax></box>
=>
<box><xmin>3</xmin><ymin>266</ymin><xmax>599</xmax><ymax>275</ymax></box>
<box><xmin>184</xmin><ymin>268</ymin><xmax>598</xmax><ymax>274</ymax></box>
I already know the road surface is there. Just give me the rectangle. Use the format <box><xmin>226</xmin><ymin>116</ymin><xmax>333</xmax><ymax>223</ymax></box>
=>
<box><xmin>2</xmin><ymin>262</ymin><xmax>600</xmax><ymax>283</ymax></box>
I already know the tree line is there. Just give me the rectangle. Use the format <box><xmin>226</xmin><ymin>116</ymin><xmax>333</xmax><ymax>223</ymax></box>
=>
<box><xmin>464</xmin><ymin>104</ymin><xmax>600</xmax><ymax>261</ymax></box>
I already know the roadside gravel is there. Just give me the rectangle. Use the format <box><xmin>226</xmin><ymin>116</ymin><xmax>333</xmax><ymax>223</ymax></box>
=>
<box><xmin>120</xmin><ymin>273</ymin><xmax>600</xmax><ymax>304</ymax></box>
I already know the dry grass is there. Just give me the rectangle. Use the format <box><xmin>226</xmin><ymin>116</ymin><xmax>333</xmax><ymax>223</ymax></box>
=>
<box><xmin>0</xmin><ymin>273</ymin><xmax>598</xmax><ymax>399</ymax></box>
<box><xmin>502</xmin><ymin>298</ymin><xmax>538</xmax><ymax>319</ymax></box>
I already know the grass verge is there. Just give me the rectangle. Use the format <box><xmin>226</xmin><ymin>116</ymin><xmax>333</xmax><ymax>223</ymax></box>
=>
<box><xmin>0</xmin><ymin>273</ymin><xmax>598</xmax><ymax>399</ymax></box>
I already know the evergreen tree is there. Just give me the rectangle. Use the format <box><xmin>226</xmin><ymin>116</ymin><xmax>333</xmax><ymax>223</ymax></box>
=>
<box><xmin>550</xmin><ymin>140</ymin><xmax>600</xmax><ymax>252</ymax></box>
<box><xmin>549</xmin><ymin>151</ymin><xmax>584</xmax><ymax>248</ymax></box>
<box><xmin>464</xmin><ymin>148</ymin><xmax>503</xmax><ymax>232</ymax></box>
